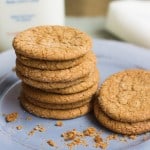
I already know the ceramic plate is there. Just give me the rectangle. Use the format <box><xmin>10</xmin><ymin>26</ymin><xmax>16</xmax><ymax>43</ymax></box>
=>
<box><xmin>0</xmin><ymin>39</ymin><xmax>150</xmax><ymax>150</ymax></box>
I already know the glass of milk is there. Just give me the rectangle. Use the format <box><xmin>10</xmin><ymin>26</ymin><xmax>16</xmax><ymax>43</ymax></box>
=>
<box><xmin>0</xmin><ymin>0</ymin><xmax>65</xmax><ymax>52</ymax></box>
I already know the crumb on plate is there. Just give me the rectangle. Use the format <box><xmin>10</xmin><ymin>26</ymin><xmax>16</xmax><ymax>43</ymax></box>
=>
<box><xmin>16</xmin><ymin>125</ymin><xmax>23</xmax><ymax>130</ymax></box>
<box><xmin>47</xmin><ymin>139</ymin><xmax>56</xmax><ymax>147</ymax></box>
<box><xmin>5</xmin><ymin>112</ymin><xmax>18</xmax><ymax>122</ymax></box>
<box><xmin>55</xmin><ymin>121</ymin><xmax>63</xmax><ymax>127</ymax></box>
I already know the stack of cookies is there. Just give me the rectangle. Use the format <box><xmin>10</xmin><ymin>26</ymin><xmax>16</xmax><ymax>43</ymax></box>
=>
<box><xmin>13</xmin><ymin>26</ymin><xmax>99</xmax><ymax>119</ymax></box>
<box><xmin>94</xmin><ymin>69</ymin><xmax>150</xmax><ymax>135</ymax></box>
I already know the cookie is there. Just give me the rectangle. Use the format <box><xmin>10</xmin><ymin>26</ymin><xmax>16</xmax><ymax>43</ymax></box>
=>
<box><xmin>21</xmin><ymin>98</ymin><xmax>92</xmax><ymax>119</ymax></box>
<box><xmin>16</xmin><ymin>53</ymin><xmax>86</xmax><ymax>70</ymax></box>
<box><xmin>45</xmin><ymin>69</ymin><xmax>99</xmax><ymax>94</ymax></box>
<box><xmin>21</xmin><ymin>94</ymin><xmax>91</xmax><ymax>110</ymax></box>
<box><xmin>16</xmin><ymin>52</ymin><xmax>96</xmax><ymax>83</ymax></box>
<box><xmin>99</xmin><ymin>69</ymin><xmax>150</xmax><ymax>123</ymax></box>
<box><xmin>13</xmin><ymin>26</ymin><xmax>92</xmax><ymax>61</ymax></box>
<box><xmin>16</xmin><ymin>70</ymin><xmax>89</xmax><ymax>90</ymax></box>
<box><xmin>94</xmin><ymin>100</ymin><xmax>150</xmax><ymax>135</ymax></box>
<box><xmin>22</xmin><ymin>82</ymin><xmax>98</xmax><ymax>104</ymax></box>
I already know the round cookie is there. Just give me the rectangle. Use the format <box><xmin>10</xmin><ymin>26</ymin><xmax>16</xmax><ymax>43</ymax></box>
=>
<box><xmin>16</xmin><ymin>70</ymin><xmax>89</xmax><ymax>90</ymax></box>
<box><xmin>94</xmin><ymin>100</ymin><xmax>150</xmax><ymax>135</ymax></box>
<box><xmin>21</xmin><ymin>98</ymin><xmax>92</xmax><ymax>119</ymax></box>
<box><xmin>21</xmin><ymin>94</ymin><xmax>91</xmax><ymax>110</ymax></box>
<box><xmin>16</xmin><ymin>52</ymin><xmax>96</xmax><ymax>83</ymax></box>
<box><xmin>22</xmin><ymin>82</ymin><xmax>98</xmax><ymax>104</ymax></box>
<box><xmin>99</xmin><ymin>69</ymin><xmax>150</xmax><ymax>123</ymax></box>
<box><xmin>13</xmin><ymin>26</ymin><xmax>92</xmax><ymax>61</ymax></box>
<box><xmin>46</xmin><ymin>69</ymin><xmax>99</xmax><ymax>94</ymax></box>
<box><xmin>16</xmin><ymin>53</ymin><xmax>86</xmax><ymax>70</ymax></box>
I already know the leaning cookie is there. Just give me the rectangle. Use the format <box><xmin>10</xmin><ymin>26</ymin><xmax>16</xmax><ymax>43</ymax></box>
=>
<box><xmin>21</xmin><ymin>98</ymin><xmax>92</xmax><ymax>119</ymax></box>
<box><xmin>13</xmin><ymin>26</ymin><xmax>92</xmax><ymax>61</ymax></box>
<box><xmin>94</xmin><ymin>100</ymin><xmax>150</xmax><ymax>135</ymax></box>
<box><xmin>22</xmin><ymin>83</ymin><xmax>98</xmax><ymax>104</ymax></box>
<box><xmin>16</xmin><ymin>51</ymin><xmax>96</xmax><ymax>83</ymax></box>
<box><xmin>99</xmin><ymin>69</ymin><xmax>150</xmax><ymax>123</ymax></box>
<box><xmin>16</xmin><ymin>52</ymin><xmax>86</xmax><ymax>70</ymax></box>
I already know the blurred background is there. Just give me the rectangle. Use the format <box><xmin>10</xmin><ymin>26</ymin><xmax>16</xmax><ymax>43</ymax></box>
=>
<box><xmin>66</xmin><ymin>0</ymin><xmax>112</xmax><ymax>39</ymax></box>
<box><xmin>0</xmin><ymin>0</ymin><xmax>150</xmax><ymax>52</ymax></box>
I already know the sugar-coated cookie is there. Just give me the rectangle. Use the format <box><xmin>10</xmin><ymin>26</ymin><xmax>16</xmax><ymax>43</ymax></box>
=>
<box><xmin>21</xmin><ymin>94</ymin><xmax>91</xmax><ymax>110</ymax></box>
<box><xmin>99</xmin><ymin>69</ymin><xmax>150</xmax><ymax>123</ymax></box>
<box><xmin>13</xmin><ymin>26</ymin><xmax>92</xmax><ymax>61</ymax></box>
<box><xmin>16</xmin><ymin>51</ymin><xmax>96</xmax><ymax>83</ymax></box>
<box><xmin>22</xmin><ymin>83</ymin><xmax>98</xmax><ymax>104</ymax></box>
<box><xmin>21</xmin><ymin>98</ymin><xmax>92</xmax><ymax>119</ymax></box>
<box><xmin>94</xmin><ymin>100</ymin><xmax>150</xmax><ymax>135</ymax></box>
<box><xmin>46</xmin><ymin>69</ymin><xmax>99</xmax><ymax>94</ymax></box>
<box><xmin>16</xmin><ymin>53</ymin><xmax>86</xmax><ymax>70</ymax></box>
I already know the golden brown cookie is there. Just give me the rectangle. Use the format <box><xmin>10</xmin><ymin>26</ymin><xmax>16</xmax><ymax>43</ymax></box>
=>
<box><xmin>16</xmin><ymin>70</ymin><xmax>89</xmax><ymax>90</ymax></box>
<box><xmin>22</xmin><ymin>82</ymin><xmax>98</xmax><ymax>104</ymax></box>
<box><xmin>99</xmin><ymin>69</ymin><xmax>150</xmax><ymax>123</ymax></box>
<box><xmin>21</xmin><ymin>94</ymin><xmax>91</xmax><ymax>110</ymax></box>
<box><xmin>16</xmin><ymin>53</ymin><xmax>86</xmax><ymax>70</ymax></box>
<box><xmin>45</xmin><ymin>69</ymin><xmax>99</xmax><ymax>94</ymax></box>
<box><xmin>16</xmin><ymin>52</ymin><xmax>96</xmax><ymax>83</ymax></box>
<box><xmin>13</xmin><ymin>26</ymin><xmax>92</xmax><ymax>61</ymax></box>
<box><xmin>21</xmin><ymin>98</ymin><xmax>92</xmax><ymax>119</ymax></box>
<box><xmin>94</xmin><ymin>100</ymin><xmax>150</xmax><ymax>135</ymax></box>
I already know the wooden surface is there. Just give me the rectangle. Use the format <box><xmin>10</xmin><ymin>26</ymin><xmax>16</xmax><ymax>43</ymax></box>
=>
<box><xmin>65</xmin><ymin>0</ymin><xmax>110</xmax><ymax>16</ymax></box>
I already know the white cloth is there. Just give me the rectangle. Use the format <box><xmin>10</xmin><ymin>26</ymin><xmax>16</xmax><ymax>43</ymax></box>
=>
<box><xmin>105</xmin><ymin>0</ymin><xmax>150</xmax><ymax>49</ymax></box>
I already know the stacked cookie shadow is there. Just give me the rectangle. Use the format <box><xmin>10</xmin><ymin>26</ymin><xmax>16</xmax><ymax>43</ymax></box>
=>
<box><xmin>94</xmin><ymin>70</ymin><xmax>150</xmax><ymax>135</ymax></box>
<box><xmin>13</xmin><ymin>26</ymin><xmax>99</xmax><ymax>119</ymax></box>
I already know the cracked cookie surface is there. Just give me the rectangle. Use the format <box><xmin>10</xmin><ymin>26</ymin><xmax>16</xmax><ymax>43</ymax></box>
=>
<box><xmin>46</xmin><ymin>69</ymin><xmax>99</xmax><ymax>94</ymax></box>
<box><xmin>94</xmin><ymin>100</ymin><xmax>150</xmax><ymax>135</ymax></box>
<box><xmin>99</xmin><ymin>69</ymin><xmax>150</xmax><ymax>123</ymax></box>
<box><xmin>21</xmin><ymin>98</ymin><xmax>92</xmax><ymax>119</ymax></box>
<box><xmin>13</xmin><ymin>26</ymin><xmax>92</xmax><ymax>61</ymax></box>
<box><xmin>16</xmin><ymin>53</ymin><xmax>86</xmax><ymax>70</ymax></box>
<box><xmin>20</xmin><ymin>94</ymin><xmax>91</xmax><ymax>110</ymax></box>
<box><xmin>16</xmin><ymin>70</ymin><xmax>88</xmax><ymax>90</ymax></box>
<box><xmin>22</xmin><ymin>83</ymin><xmax>98</xmax><ymax>104</ymax></box>
<box><xmin>17</xmin><ymin>70</ymin><xmax>88</xmax><ymax>90</ymax></box>
<box><xmin>16</xmin><ymin>52</ymin><xmax>96</xmax><ymax>83</ymax></box>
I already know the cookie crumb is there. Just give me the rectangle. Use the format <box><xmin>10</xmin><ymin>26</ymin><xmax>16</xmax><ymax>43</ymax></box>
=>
<box><xmin>55</xmin><ymin>121</ymin><xmax>63</xmax><ymax>127</ymax></box>
<box><xmin>5</xmin><ymin>112</ymin><xmax>18</xmax><ymax>122</ymax></box>
<box><xmin>61</xmin><ymin>128</ymin><xmax>113</xmax><ymax>149</ymax></box>
<box><xmin>94</xmin><ymin>135</ymin><xmax>108</xmax><ymax>149</ymax></box>
<box><xmin>83</xmin><ymin>127</ymin><xmax>96</xmax><ymax>136</ymax></box>
<box><xmin>28</xmin><ymin>124</ymin><xmax>46</xmax><ymax>136</ymax></box>
<box><xmin>16</xmin><ymin>125</ymin><xmax>23</xmax><ymax>130</ymax></box>
<box><xmin>62</xmin><ymin>129</ymin><xmax>88</xmax><ymax>149</ymax></box>
<box><xmin>34</xmin><ymin>124</ymin><xmax>46</xmax><ymax>132</ymax></box>
<box><xmin>106</xmin><ymin>134</ymin><xmax>118</xmax><ymax>141</ymax></box>
<box><xmin>47</xmin><ymin>140</ymin><xmax>56</xmax><ymax>147</ymax></box>
<box><xmin>26</xmin><ymin>116</ymin><xmax>32</xmax><ymax>121</ymax></box>
<box><xmin>128</xmin><ymin>135</ymin><xmax>137</xmax><ymax>140</ymax></box>
<box><xmin>62</xmin><ymin>129</ymin><xmax>77</xmax><ymax>141</ymax></box>
<box><xmin>28</xmin><ymin>130</ymin><xmax>35</xmax><ymax>136</ymax></box>
<box><xmin>67</xmin><ymin>138</ymin><xmax>87</xmax><ymax>149</ymax></box>
<box><xmin>119</xmin><ymin>137</ymin><xmax>127</xmax><ymax>142</ymax></box>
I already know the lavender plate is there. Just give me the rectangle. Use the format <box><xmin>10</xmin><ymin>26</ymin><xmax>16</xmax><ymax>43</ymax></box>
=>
<box><xmin>0</xmin><ymin>39</ymin><xmax>150</xmax><ymax>150</ymax></box>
